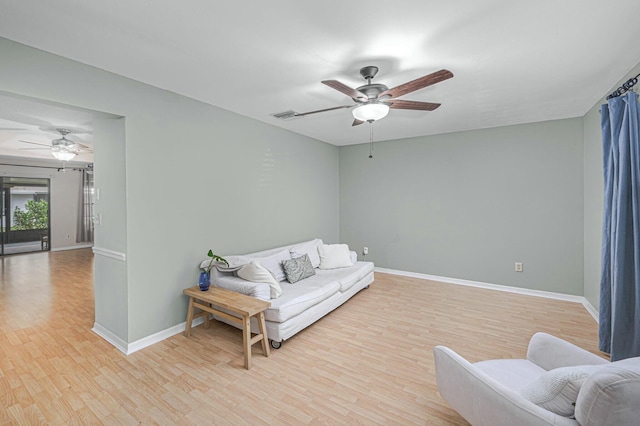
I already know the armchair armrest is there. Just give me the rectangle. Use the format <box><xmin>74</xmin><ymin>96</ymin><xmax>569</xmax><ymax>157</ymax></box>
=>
<box><xmin>434</xmin><ymin>346</ymin><xmax>575</xmax><ymax>426</ymax></box>
<box><xmin>526</xmin><ymin>333</ymin><xmax>608</xmax><ymax>371</ymax></box>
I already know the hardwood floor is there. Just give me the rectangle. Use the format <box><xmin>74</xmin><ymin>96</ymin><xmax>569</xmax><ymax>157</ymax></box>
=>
<box><xmin>0</xmin><ymin>249</ymin><xmax>601</xmax><ymax>424</ymax></box>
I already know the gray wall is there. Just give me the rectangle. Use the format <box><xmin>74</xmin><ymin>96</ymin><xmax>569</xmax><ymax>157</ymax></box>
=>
<box><xmin>340</xmin><ymin>119</ymin><xmax>585</xmax><ymax>295</ymax></box>
<box><xmin>0</xmin><ymin>37</ymin><xmax>339</xmax><ymax>342</ymax></box>
<box><xmin>0</xmin><ymin>156</ymin><xmax>90</xmax><ymax>250</ymax></box>
<box><xmin>92</xmin><ymin>117</ymin><xmax>129</xmax><ymax>340</ymax></box>
<box><xmin>2</xmin><ymin>32</ymin><xmax>637</xmax><ymax>345</ymax></box>
<box><xmin>582</xmin><ymin>60</ymin><xmax>640</xmax><ymax>310</ymax></box>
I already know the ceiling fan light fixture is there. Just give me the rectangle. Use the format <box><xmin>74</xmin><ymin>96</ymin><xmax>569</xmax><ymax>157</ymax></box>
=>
<box><xmin>51</xmin><ymin>150</ymin><xmax>78</xmax><ymax>161</ymax></box>
<box><xmin>352</xmin><ymin>103</ymin><xmax>390</xmax><ymax>122</ymax></box>
<box><xmin>51</xmin><ymin>137</ymin><xmax>79</xmax><ymax>161</ymax></box>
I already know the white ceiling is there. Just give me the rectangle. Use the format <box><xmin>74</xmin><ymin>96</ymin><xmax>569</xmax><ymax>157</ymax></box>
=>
<box><xmin>0</xmin><ymin>1</ymin><xmax>639</xmax><ymax>148</ymax></box>
<box><xmin>0</xmin><ymin>93</ymin><xmax>94</xmax><ymax>162</ymax></box>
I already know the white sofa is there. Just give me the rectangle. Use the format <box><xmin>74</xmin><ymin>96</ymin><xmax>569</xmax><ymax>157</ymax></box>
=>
<box><xmin>434</xmin><ymin>332</ymin><xmax>640</xmax><ymax>426</ymax></box>
<box><xmin>201</xmin><ymin>239</ymin><xmax>374</xmax><ymax>348</ymax></box>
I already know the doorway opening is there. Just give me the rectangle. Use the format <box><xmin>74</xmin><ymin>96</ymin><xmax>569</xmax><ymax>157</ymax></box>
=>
<box><xmin>0</xmin><ymin>176</ymin><xmax>50</xmax><ymax>255</ymax></box>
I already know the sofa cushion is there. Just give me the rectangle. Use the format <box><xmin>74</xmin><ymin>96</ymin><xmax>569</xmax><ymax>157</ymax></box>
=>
<box><xmin>314</xmin><ymin>261</ymin><xmax>374</xmax><ymax>292</ymax></box>
<box><xmin>282</xmin><ymin>254</ymin><xmax>316</xmax><ymax>283</ymax></box>
<box><xmin>519</xmin><ymin>364</ymin><xmax>604</xmax><ymax>417</ymax></box>
<box><xmin>237</xmin><ymin>261</ymin><xmax>282</xmax><ymax>299</ymax></box>
<box><xmin>290</xmin><ymin>239</ymin><xmax>322</xmax><ymax>268</ymax></box>
<box><xmin>474</xmin><ymin>359</ymin><xmax>546</xmax><ymax>391</ymax></box>
<box><xmin>575</xmin><ymin>356</ymin><xmax>640</xmax><ymax>426</ymax></box>
<box><xmin>318</xmin><ymin>244</ymin><xmax>353</xmax><ymax>269</ymax></box>
<box><xmin>264</xmin><ymin>276</ymin><xmax>340</xmax><ymax>323</ymax></box>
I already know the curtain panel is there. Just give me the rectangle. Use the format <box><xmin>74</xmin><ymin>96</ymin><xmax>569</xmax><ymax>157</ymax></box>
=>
<box><xmin>599</xmin><ymin>91</ymin><xmax>640</xmax><ymax>361</ymax></box>
<box><xmin>76</xmin><ymin>170</ymin><xmax>94</xmax><ymax>243</ymax></box>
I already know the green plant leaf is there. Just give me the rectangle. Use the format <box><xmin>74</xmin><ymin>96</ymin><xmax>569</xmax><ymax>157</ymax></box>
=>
<box><xmin>204</xmin><ymin>249</ymin><xmax>229</xmax><ymax>272</ymax></box>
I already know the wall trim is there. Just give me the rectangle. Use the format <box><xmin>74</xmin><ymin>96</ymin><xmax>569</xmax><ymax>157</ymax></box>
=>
<box><xmin>51</xmin><ymin>243</ymin><xmax>93</xmax><ymax>252</ymax></box>
<box><xmin>126</xmin><ymin>316</ymin><xmax>205</xmax><ymax>354</ymax></box>
<box><xmin>92</xmin><ymin>323</ymin><xmax>128</xmax><ymax>354</ymax></box>
<box><xmin>93</xmin><ymin>317</ymin><xmax>205</xmax><ymax>355</ymax></box>
<box><xmin>97</xmin><ymin>269</ymin><xmax>601</xmax><ymax>354</ymax></box>
<box><xmin>375</xmin><ymin>267</ymin><xmax>600</xmax><ymax>323</ymax></box>
<box><xmin>92</xmin><ymin>246</ymin><xmax>126</xmax><ymax>261</ymax></box>
<box><xmin>581</xmin><ymin>299</ymin><xmax>599</xmax><ymax>323</ymax></box>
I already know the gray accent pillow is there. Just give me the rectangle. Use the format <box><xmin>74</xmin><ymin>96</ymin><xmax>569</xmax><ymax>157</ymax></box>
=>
<box><xmin>282</xmin><ymin>254</ymin><xmax>316</xmax><ymax>283</ymax></box>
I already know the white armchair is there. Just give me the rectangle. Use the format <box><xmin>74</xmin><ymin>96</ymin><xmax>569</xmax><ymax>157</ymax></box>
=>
<box><xmin>434</xmin><ymin>332</ymin><xmax>640</xmax><ymax>426</ymax></box>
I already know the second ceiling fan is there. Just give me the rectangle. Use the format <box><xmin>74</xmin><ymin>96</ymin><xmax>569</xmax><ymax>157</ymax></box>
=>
<box><xmin>295</xmin><ymin>66</ymin><xmax>454</xmax><ymax>126</ymax></box>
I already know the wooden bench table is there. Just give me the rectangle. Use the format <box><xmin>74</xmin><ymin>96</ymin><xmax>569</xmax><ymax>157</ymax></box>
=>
<box><xmin>183</xmin><ymin>286</ymin><xmax>271</xmax><ymax>370</ymax></box>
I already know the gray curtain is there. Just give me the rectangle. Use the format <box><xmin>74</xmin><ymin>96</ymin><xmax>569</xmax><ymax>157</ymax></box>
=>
<box><xmin>599</xmin><ymin>91</ymin><xmax>640</xmax><ymax>361</ymax></box>
<box><xmin>76</xmin><ymin>169</ymin><xmax>94</xmax><ymax>243</ymax></box>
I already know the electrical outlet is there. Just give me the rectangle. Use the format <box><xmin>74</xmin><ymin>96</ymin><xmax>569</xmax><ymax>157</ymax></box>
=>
<box><xmin>363</xmin><ymin>247</ymin><xmax>369</xmax><ymax>255</ymax></box>
<box><xmin>515</xmin><ymin>262</ymin><xmax>523</xmax><ymax>272</ymax></box>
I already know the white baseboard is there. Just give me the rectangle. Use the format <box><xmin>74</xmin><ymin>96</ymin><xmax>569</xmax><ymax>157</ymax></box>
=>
<box><xmin>375</xmin><ymin>267</ymin><xmax>600</xmax><ymax>323</ymax></box>
<box><xmin>93</xmin><ymin>316</ymin><xmax>205</xmax><ymax>355</ymax></box>
<box><xmin>581</xmin><ymin>299</ymin><xmax>599</xmax><ymax>323</ymax></box>
<box><xmin>92</xmin><ymin>322</ymin><xmax>128</xmax><ymax>354</ymax></box>
<box><xmin>51</xmin><ymin>243</ymin><xmax>93</xmax><ymax>252</ymax></box>
<box><xmin>127</xmin><ymin>316</ymin><xmax>205</xmax><ymax>354</ymax></box>
<box><xmin>96</xmin><ymin>268</ymin><xmax>601</xmax><ymax>355</ymax></box>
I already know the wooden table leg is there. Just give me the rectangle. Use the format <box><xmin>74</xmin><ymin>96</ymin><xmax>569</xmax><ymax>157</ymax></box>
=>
<box><xmin>184</xmin><ymin>296</ymin><xmax>195</xmax><ymax>337</ymax></box>
<box><xmin>203</xmin><ymin>301</ymin><xmax>211</xmax><ymax>329</ymax></box>
<box><xmin>257</xmin><ymin>312</ymin><xmax>270</xmax><ymax>358</ymax></box>
<box><xmin>242</xmin><ymin>315</ymin><xmax>251</xmax><ymax>370</ymax></box>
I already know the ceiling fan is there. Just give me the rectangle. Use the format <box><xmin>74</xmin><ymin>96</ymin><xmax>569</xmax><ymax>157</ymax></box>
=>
<box><xmin>293</xmin><ymin>66</ymin><xmax>454</xmax><ymax>126</ymax></box>
<box><xmin>19</xmin><ymin>128</ymin><xmax>92</xmax><ymax>161</ymax></box>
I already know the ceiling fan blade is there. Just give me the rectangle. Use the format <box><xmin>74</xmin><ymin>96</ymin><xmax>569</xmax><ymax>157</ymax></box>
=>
<box><xmin>386</xmin><ymin>99</ymin><xmax>441</xmax><ymax>111</ymax></box>
<box><xmin>322</xmin><ymin>80</ymin><xmax>366</xmax><ymax>101</ymax></box>
<box><xmin>75</xmin><ymin>142</ymin><xmax>91</xmax><ymax>149</ymax></box>
<box><xmin>0</xmin><ymin>127</ymin><xmax>29</xmax><ymax>131</ymax></box>
<box><xmin>379</xmin><ymin>69</ymin><xmax>453</xmax><ymax>99</ymax></box>
<box><xmin>19</xmin><ymin>140</ymin><xmax>51</xmax><ymax>147</ymax></box>
<box><xmin>18</xmin><ymin>147</ymin><xmax>50</xmax><ymax>151</ymax></box>
<box><xmin>294</xmin><ymin>105</ymin><xmax>353</xmax><ymax>117</ymax></box>
<box><xmin>352</xmin><ymin>119</ymin><xmax>365</xmax><ymax>126</ymax></box>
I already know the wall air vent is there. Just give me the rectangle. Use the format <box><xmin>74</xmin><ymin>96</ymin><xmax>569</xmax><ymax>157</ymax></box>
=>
<box><xmin>271</xmin><ymin>110</ymin><xmax>300</xmax><ymax>120</ymax></box>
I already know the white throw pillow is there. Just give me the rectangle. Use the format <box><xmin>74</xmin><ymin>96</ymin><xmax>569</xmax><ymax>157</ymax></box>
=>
<box><xmin>318</xmin><ymin>244</ymin><xmax>353</xmax><ymax>270</ymax></box>
<box><xmin>290</xmin><ymin>239</ymin><xmax>322</xmax><ymax>268</ymax></box>
<box><xmin>254</xmin><ymin>249</ymin><xmax>290</xmax><ymax>282</ymax></box>
<box><xmin>237</xmin><ymin>261</ymin><xmax>282</xmax><ymax>299</ymax></box>
<box><xmin>519</xmin><ymin>364</ymin><xmax>604</xmax><ymax>417</ymax></box>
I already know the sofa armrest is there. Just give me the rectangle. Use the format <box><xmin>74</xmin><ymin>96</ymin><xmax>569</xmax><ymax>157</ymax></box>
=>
<box><xmin>434</xmin><ymin>346</ymin><xmax>576</xmax><ymax>426</ymax></box>
<box><xmin>526</xmin><ymin>333</ymin><xmax>608</xmax><ymax>371</ymax></box>
<box><xmin>213</xmin><ymin>274</ymin><xmax>271</xmax><ymax>301</ymax></box>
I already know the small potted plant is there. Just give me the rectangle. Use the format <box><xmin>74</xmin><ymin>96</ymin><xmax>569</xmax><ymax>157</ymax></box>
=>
<box><xmin>199</xmin><ymin>249</ymin><xmax>229</xmax><ymax>291</ymax></box>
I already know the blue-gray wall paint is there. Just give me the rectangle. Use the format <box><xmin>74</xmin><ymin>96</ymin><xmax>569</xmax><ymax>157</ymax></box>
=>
<box><xmin>340</xmin><ymin>119</ymin><xmax>585</xmax><ymax>295</ymax></box>
<box><xmin>0</xmin><ymin>37</ymin><xmax>339</xmax><ymax>342</ymax></box>
<box><xmin>1</xmin><ymin>33</ymin><xmax>637</xmax><ymax>345</ymax></box>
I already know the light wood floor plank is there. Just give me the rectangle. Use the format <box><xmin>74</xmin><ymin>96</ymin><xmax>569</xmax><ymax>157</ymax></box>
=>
<box><xmin>0</xmin><ymin>249</ymin><xmax>601</xmax><ymax>424</ymax></box>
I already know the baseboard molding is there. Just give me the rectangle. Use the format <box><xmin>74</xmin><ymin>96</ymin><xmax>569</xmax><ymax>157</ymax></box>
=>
<box><xmin>375</xmin><ymin>267</ymin><xmax>600</xmax><ymax>323</ymax></box>
<box><xmin>51</xmin><ymin>243</ymin><xmax>93</xmax><ymax>252</ymax></box>
<box><xmin>93</xmin><ymin>317</ymin><xmax>205</xmax><ymax>355</ymax></box>
<box><xmin>96</xmin><ymin>269</ymin><xmax>601</xmax><ymax>354</ymax></box>
<box><xmin>92</xmin><ymin>323</ymin><xmax>128</xmax><ymax>354</ymax></box>
<box><xmin>127</xmin><ymin>316</ymin><xmax>205</xmax><ymax>354</ymax></box>
<box><xmin>92</xmin><ymin>246</ymin><xmax>126</xmax><ymax>261</ymax></box>
<box><xmin>581</xmin><ymin>299</ymin><xmax>599</xmax><ymax>323</ymax></box>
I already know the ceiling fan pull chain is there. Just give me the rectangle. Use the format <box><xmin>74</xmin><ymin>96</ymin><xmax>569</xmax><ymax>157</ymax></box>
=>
<box><xmin>369</xmin><ymin>122</ymin><xmax>374</xmax><ymax>159</ymax></box>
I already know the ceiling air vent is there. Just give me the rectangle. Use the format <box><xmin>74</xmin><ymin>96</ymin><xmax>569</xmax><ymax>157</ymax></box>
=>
<box><xmin>271</xmin><ymin>110</ymin><xmax>300</xmax><ymax>120</ymax></box>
